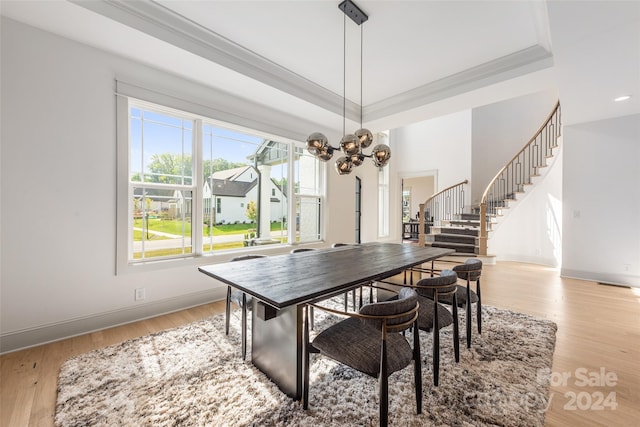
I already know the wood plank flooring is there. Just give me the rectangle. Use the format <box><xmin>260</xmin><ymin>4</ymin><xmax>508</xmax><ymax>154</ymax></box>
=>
<box><xmin>2</xmin><ymin>261</ymin><xmax>639</xmax><ymax>426</ymax></box>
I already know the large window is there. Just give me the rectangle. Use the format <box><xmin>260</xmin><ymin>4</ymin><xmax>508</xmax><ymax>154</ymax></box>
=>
<box><xmin>130</xmin><ymin>108</ymin><xmax>195</xmax><ymax>260</ymax></box>
<box><xmin>121</xmin><ymin>99</ymin><xmax>323</xmax><ymax>267</ymax></box>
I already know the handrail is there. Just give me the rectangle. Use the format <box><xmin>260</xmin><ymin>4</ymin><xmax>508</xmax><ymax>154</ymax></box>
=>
<box><xmin>478</xmin><ymin>101</ymin><xmax>561</xmax><ymax>255</ymax></box>
<box><xmin>418</xmin><ymin>179</ymin><xmax>468</xmax><ymax>246</ymax></box>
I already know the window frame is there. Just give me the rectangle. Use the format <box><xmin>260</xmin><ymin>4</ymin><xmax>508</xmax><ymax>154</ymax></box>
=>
<box><xmin>116</xmin><ymin>91</ymin><xmax>325</xmax><ymax>275</ymax></box>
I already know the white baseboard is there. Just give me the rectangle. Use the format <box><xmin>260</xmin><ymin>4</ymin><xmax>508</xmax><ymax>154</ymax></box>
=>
<box><xmin>561</xmin><ymin>269</ymin><xmax>640</xmax><ymax>288</ymax></box>
<box><xmin>0</xmin><ymin>288</ymin><xmax>226</xmax><ymax>354</ymax></box>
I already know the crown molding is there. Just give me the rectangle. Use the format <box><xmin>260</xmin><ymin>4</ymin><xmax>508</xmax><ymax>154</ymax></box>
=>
<box><xmin>71</xmin><ymin>1</ymin><xmax>552</xmax><ymax>128</ymax></box>
<box><xmin>71</xmin><ymin>0</ymin><xmax>361</xmax><ymax>122</ymax></box>
<box><xmin>365</xmin><ymin>45</ymin><xmax>554</xmax><ymax>123</ymax></box>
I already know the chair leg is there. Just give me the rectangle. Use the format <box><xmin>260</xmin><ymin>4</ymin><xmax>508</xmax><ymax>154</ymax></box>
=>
<box><xmin>225</xmin><ymin>286</ymin><xmax>232</xmax><ymax>335</ymax></box>
<box><xmin>433</xmin><ymin>300</ymin><xmax>440</xmax><ymax>386</ymax></box>
<box><xmin>351</xmin><ymin>289</ymin><xmax>357</xmax><ymax>311</ymax></box>
<box><xmin>413</xmin><ymin>321</ymin><xmax>422</xmax><ymax>415</ymax></box>
<box><xmin>344</xmin><ymin>293</ymin><xmax>349</xmax><ymax>312</ymax></box>
<box><xmin>310</xmin><ymin>306</ymin><xmax>314</xmax><ymax>330</ymax></box>
<box><xmin>379</xmin><ymin>339</ymin><xmax>389</xmax><ymax>427</ymax></box>
<box><xmin>476</xmin><ymin>278</ymin><xmax>482</xmax><ymax>334</ymax></box>
<box><xmin>452</xmin><ymin>295</ymin><xmax>460</xmax><ymax>363</ymax></box>
<box><xmin>241</xmin><ymin>293</ymin><xmax>247</xmax><ymax>360</ymax></box>
<box><xmin>466</xmin><ymin>281</ymin><xmax>472</xmax><ymax>349</ymax></box>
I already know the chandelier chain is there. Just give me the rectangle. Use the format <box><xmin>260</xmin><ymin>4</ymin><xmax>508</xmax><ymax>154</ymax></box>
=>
<box><xmin>304</xmin><ymin>0</ymin><xmax>390</xmax><ymax>175</ymax></box>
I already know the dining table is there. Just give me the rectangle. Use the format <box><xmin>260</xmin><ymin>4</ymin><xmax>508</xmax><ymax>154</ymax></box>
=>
<box><xmin>198</xmin><ymin>242</ymin><xmax>454</xmax><ymax>399</ymax></box>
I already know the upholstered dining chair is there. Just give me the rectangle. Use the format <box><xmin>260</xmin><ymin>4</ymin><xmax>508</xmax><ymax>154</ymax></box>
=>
<box><xmin>447</xmin><ymin>259</ymin><xmax>482</xmax><ymax>348</ymax></box>
<box><xmin>410</xmin><ymin>269</ymin><xmax>460</xmax><ymax>386</ymax></box>
<box><xmin>225</xmin><ymin>254</ymin><xmax>267</xmax><ymax>360</ymax></box>
<box><xmin>303</xmin><ymin>287</ymin><xmax>422</xmax><ymax>427</ymax></box>
<box><xmin>290</xmin><ymin>247</ymin><xmax>316</xmax><ymax>253</ymax></box>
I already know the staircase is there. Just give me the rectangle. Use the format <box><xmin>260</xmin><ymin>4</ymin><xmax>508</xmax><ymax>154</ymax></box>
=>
<box><xmin>478</xmin><ymin>101</ymin><xmax>562</xmax><ymax>255</ymax></box>
<box><xmin>418</xmin><ymin>101</ymin><xmax>562</xmax><ymax>258</ymax></box>
<box><xmin>418</xmin><ymin>180</ymin><xmax>479</xmax><ymax>258</ymax></box>
<box><xmin>427</xmin><ymin>213</ymin><xmax>479</xmax><ymax>255</ymax></box>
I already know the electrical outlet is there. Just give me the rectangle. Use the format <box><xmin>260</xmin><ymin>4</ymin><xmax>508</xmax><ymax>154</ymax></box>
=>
<box><xmin>623</xmin><ymin>264</ymin><xmax>630</xmax><ymax>272</ymax></box>
<box><xmin>135</xmin><ymin>287</ymin><xmax>146</xmax><ymax>301</ymax></box>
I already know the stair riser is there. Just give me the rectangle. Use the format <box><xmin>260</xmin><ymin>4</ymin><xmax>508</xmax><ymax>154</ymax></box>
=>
<box><xmin>435</xmin><ymin>235</ymin><xmax>476</xmax><ymax>244</ymax></box>
<box><xmin>460</xmin><ymin>213</ymin><xmax>479</xmax><ymax>220</ymax></box>
<box><xmin>449</xmin><ymin>220</ymin><xmax>480</xmax><ymax>227</ymax></box>
<box><xmin>439</xmin><ymin>228</ymin><xmax>478</xmax><ymax>237</ymax></box>
<box><xmin>430</xmin><ymin>242</ymin><xmax>479</xmax><ymax>254</ymax></box>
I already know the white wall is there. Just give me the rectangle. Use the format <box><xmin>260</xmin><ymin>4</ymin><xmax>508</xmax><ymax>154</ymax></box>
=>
<box><xmin>391</xmin><ymin>109</ymin><xmax>473</xmax><ymax>203</ymax></box>
<box><xmin>0</xmin><ymin>19</ymin><xmax>328</xmax><ymax>353</ymax></box>
<box><xmin>471</xmin><ymin>90</ymin><xmax>559</xmax><ymax>205</ymax></box>
<box><xmin>323</xmin><ymin>134</ymin><xmax>390</xmax><ymax>246</ymax></box>
<box><xmin>561</xmin><ymin>114</ymin><xmax>640</xmax><ymax>287</ymax></box>
<box><xmin>488</xmin><ymin>146</ymin><xmax>563</xmax><ymax>266</ymax></box>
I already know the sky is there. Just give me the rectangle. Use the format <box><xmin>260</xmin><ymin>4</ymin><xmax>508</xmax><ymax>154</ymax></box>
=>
<box><xmin>130</xmin><ymin>107</ymin><xmax>266</xmax><ymax>178</ymax></box>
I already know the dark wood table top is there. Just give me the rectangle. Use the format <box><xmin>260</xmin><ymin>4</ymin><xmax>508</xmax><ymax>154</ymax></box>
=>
<box><xmin>198</xmin><ymin>243</ymin><xmax>454</xmax><ymax>309</ymax></box>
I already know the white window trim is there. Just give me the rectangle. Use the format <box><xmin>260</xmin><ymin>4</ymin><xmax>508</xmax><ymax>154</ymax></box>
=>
<box><xmin>116</xmin><ymin>85</ymin><xmax>324</xmax><ymax>274</ymax></box>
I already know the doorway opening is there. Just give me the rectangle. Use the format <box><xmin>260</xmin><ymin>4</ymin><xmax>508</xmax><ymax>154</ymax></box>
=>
<box><xmin>400</xmin><ymin>173</ymin><xmax>436</xmax><ymax>242</ymax></box>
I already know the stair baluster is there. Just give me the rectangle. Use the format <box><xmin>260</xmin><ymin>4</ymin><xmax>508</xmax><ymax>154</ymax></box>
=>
<box><xmin>478</xmin><ymin>102</ymin><xmax>562</xmax><ymax>256</ymax></box>
<box><xmin>418</xmin><ymin>180</ymin><xmax>468</xmax><ymax>247</ymax></box>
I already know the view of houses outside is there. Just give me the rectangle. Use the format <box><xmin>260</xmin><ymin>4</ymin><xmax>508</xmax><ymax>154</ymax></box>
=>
<box><xmin>129</xmin><ymin>105</ymin><xmax>321</xmax><ymax>261</ymax></box>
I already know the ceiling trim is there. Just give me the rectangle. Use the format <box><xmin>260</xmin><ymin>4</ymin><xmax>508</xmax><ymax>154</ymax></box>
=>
<box><xmin>365</xmin><ymin>45</ymin><xmax>554</xmax><ymax>123</ymax></box>
<box><xmin>71</xmin><ymin>0</ymin><xmax>362</xmax><ymax>121</ymax></box>
<box><xmin>71</xmin><ymin>0</ymin><xmax>554</xmax><ymax>128</ymax></box>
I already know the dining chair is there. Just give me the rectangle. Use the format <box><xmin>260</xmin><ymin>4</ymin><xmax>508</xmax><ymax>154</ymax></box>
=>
<box><xmin>303</xmin><ymin>287</ymin><xmax>422</xmax><ymax>427</ymax></box>
<box><xmin>432</xmin><ymin>258</ymin><xmax>482</xmax><ymax>348</ymax></box>
<box><xmin>225</xmin><ymin>254</ymin><xmax>267</xmax><ymax>360</ymax></box>
<box><xmin>290</xmin><ymin>248</ymin><xmax>316</xmax><ymax>253</ymax></box>
<box><xmin>410</xmin><ymin>269</ymin><xmax>460</xmax><ymax>386</ymax></box>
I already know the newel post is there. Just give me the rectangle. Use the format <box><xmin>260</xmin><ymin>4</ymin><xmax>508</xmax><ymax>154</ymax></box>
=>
<box><xmin>479</xmin><ymin>202</ymin><xmax>487</xmax><ymax>256</ymax></box>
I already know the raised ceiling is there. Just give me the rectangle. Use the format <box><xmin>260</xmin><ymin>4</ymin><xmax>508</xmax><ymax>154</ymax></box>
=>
<box><xmin>1</xmin><ymin>1</ymin><xmax>638</xmax><ymax>134</ymax></box>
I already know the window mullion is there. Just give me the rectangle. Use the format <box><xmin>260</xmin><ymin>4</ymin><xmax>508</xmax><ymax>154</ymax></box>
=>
<box><xmin>193</xmin><ymin>118</ymin><xmax>203</xmax><ymax>255</ymax></box>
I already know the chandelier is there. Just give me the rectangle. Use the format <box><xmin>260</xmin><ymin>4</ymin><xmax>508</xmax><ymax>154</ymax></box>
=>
<box><xmin>306</xmin><ymin>0</ymin><xmax>391</xmax><ymax>175</ymax></box>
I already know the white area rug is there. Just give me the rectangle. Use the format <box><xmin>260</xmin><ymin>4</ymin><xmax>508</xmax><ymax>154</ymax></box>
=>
<box><xmin>55</xmin><ymin>301</ymin><xmax>557</xmax><ymax>426</ymax></box>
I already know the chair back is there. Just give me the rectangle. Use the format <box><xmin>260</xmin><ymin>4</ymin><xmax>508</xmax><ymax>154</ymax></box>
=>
<box><xmin>453</xmin><ymin>259</ymin><xmax>482</xmax><ymax>281</ymax></box>
<box><xmin>359</xmin><ymin>287</ymin><xmax>418</xmax><ymax>334</ymax></box>
<box><xmin>331</xmin><ymin>243</ymin><xmax>351</xmax><ymax>247</ymax></box>
<box><xmin>291</xmin><ymin>248</ymin><xmax>316</xmax><ymax>253</ymax></box>
<box><xmin>415</xmin><ymin>269</ymin><xmax>458</xmax><ymax>300</ymax></box>
<box><xmin>230</xmin><ymin>254</ymin><xmax>267</xmax><ymax>262</ymax></box>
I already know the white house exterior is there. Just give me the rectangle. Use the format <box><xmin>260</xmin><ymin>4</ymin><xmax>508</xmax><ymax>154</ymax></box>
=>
<box><xmin>203</xmin><ymin>165</ymin><xmax>287</xmax><ymax>225</ymax></box>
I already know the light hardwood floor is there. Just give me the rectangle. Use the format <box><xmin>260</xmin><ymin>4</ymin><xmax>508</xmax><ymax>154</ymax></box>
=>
<box><xmin>2</xmin><ymin>261</ymin><xmax>639</xmax><ymax>426</ymax></box>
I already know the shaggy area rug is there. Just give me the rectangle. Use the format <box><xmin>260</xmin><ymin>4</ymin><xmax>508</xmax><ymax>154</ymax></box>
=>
<box><xmin>55</xmin><ymin>301</ymin><xmax>557</xmax><ymax>426</ymax></box>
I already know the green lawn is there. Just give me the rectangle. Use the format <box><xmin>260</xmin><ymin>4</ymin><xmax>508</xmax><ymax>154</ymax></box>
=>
<box><xmin>134</xmin><ymin>218</ymin><xmax>285</xmax><ymax>241</ymax></box>
<box><xmin>134</xmin><ymin>218</ymin><xmax>191</xmax><ymax>236</ymax></box>
<box><xmin>132</xmin><ymin>234</ymin><xmax>289</xmax><ymax>259</ymax></box>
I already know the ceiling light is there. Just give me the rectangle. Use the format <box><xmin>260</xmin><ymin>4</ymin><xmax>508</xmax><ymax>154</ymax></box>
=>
<box><xmin>614</xmin><ymin>95</ymin><xmax>632</xmax><ymax>102</ymax></box>
<box><xmin>306</xmin><ymin>0</ymin><xmax>390</xmax><ymax>175</ymax></box>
